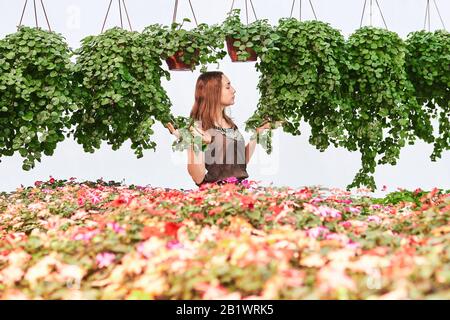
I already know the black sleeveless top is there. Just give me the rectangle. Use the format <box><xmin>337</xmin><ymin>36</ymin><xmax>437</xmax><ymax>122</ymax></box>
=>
<box><xmin>196</xmin><ymin>124</ymin><xmax>249</xmax><ymax>187</ymax></box>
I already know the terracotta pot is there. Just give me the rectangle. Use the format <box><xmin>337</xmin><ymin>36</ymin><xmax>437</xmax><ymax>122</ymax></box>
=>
<box><xmin>226</xmin><ymin>36</ymin><xmax>257</xmax><ymax>62</ymax></box>
<box><xmin>165</xmin><ymin>50</ymin><xmax>199</xmax><ymax>71</ymax></box>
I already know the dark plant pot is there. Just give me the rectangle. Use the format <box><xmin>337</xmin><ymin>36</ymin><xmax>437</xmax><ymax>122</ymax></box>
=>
<box><xmin>165</xmin><ymin>50</ymin><xmax>199</xmax><ymax>71</ymax></box>
<box><xmin>226</xmin><ymin>36</ymin><xmax>257</xmax><ymax>62</ymax></box>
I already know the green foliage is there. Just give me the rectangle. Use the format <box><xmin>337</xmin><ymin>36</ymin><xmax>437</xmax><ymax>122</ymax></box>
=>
<box><xmin>246</xmin><ymin>19</ymin><xmax>348</xmax><ymax>155</ymax></box>
<box><xmin>142</xmin><ymin>19</ymin><xmax>226</xmax><ymax>72</ymax></box>
<box><xmin>0</xmin><ymin>26</ymin><xmax>74</xmax><ymax>170</ymax></box>
<box><xmin>221</xmin><ymin>9</ymin><xmax>273</xmax><ymax>61</ymax></box>
<box><xmin>170</xmin><ymin>115</ymin><xmax>209</xmax><ymax>153</ymax></box>
<box><xmin>406</xmin><ymin>30</ymin><xmax>450</xmax><ymax>161</ymax></box>
<box><xmin>70</xmin><ymin>27</ymin><xmax>172</xmax><ymax>158</ymax></box>
<box><xmin>341</xmin><ymin>27</ymin><xmax>431</xmax><ymax>191</ymax></box>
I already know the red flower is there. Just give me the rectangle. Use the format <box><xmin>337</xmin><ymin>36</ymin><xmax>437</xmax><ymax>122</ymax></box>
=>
<box><xmin>34</xmin><ymin>181</ymin><xmax>43</xmax><ymax>187</ymax></box>
<box><xmin>49</xmin><ymin>176</ymin><xmax>55</xmax><ymax>184</ymax></box>
<box><xmin>141</xmin><ymin>226</ymin><xmax>162</xmax><ymax>240</ymax></box>
<box><xmin>208</xmin><ymin>207</ymin><xmax>222</xmax><ymax>216</ymax></box>
<box><xmin>164</xmin><ymin>222</ymin><xmax>182</xmax><ymax>238</ymax></box>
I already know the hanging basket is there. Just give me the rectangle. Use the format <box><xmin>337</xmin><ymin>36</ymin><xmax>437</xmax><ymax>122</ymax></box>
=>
<box><xmin>226</xmin><ymin>36</ymin><xmax>257</xmax><ymax>62</ymax></box>
<box><xmin>165</xmin><ymin>49</ymin><xmax>199</xmax><ymax>71</ymax></box>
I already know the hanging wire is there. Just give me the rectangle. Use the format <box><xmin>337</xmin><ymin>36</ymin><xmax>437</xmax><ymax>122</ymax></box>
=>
<box><xmin>33</xmin><ymin>0</ymin><xmax>39</xmax><ymax>28</ymax></box>
<box><xmin>245</xmin><ymin>0</ymin><xmax>249</xmax><ymax>24</ymax></box>
<box><xmin>375</xmin><ymin>0</ymin><xmax>388</xmax><ymax>29</ymax></box>
<box><xmin>308</xmin><ymin>0</ymin><xmax>317</xmax><ymax>20</ymax></box>
<box><xmin>118</xmin><ymin>0</ymin><xmax>123</xmax><ymax>29</ymax></box>
<box><xmin>290</xmin><ymin>0</ymin><xmax>314</xmax><ymax>21</ymax></box>
<box><xmin>432</xmin><ymin>0</ymin><xmax>446</xmax><ymax>30</ymax></box>
<box><xmin>249</xmin><ymin>0</ymin><xmax>258</xmax><ymax>21</ymax></box>
<box><xmin>229</xmin><ymin>0</ymin><xmax>235</xmax><ymax>13</ymax></box>
<box><xmin>360</xmin><ymin>0</ymin><xmax>367</xmax><ymax>28</ymax></box>
<box><xmin>40</xmin><ymin>0</ymin><xmax>52</xmax><ymax>31</ymax></box>
<box><xmin>360</xmin><ymin>0</ymin><xmax>387</xmax><ymax>29</ymax></box>
<box><xmin>423</xmin><ymin>0</ymin><xmax>431</xmax><ymax>31</ymax></box>
<box><xmin>173</xmin><ymin>0</ymin><xmax>198</xmax><ymax>26</ymax></box>
<box><xmin>188</xmin><ymin>0</ymin><xmax>199</xmax><ymax>26</ymax></box>
<box><xmin>172</xmin><ymin>0</ymin><xmax>179</xmax><ymax>24</ymax></box>
<box><xmin>122</xmin><ymin>0</ymin><xmax>133</xmax><ymax>31</ymax></box>
<box><xmin>18</xmin><ymin>0</ymin><xmax>29</xmax><ymax>27</ymax></box>
<box><xmin>300</xmin><ymin>0</ymin><xmax>302</xmax><ymax>20</ymax></box>
<box><xmin>101</xmin><ymin>0</ymin><xmax>113</xmax><ymax>33</ymax></box>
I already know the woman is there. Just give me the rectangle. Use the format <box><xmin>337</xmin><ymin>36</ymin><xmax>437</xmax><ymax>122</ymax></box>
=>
<box><xmin>166</xmin><ymin>71</ymin><xmax>272</xmax><ymax>187</ymax></box>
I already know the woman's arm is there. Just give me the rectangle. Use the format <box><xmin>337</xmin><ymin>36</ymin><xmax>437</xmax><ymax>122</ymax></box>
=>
<box><xmin>187</xmin><ymin>146</ymin><xmax>206</xmax><ymax>185</ymax></box>
<box><xmin>245</xmin><ymin>138</ymin><xmax>258</xmax><ymax>165</ymax></box>
<box><xmin>245</xmin><ymin>121</ymin><xmax>273</xmax><ymax>164</ymax></box>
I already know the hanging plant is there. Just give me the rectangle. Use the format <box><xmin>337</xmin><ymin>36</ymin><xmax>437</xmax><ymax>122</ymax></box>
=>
<box><xmin>342</xmin><ymin>27</ymin><xmax>432</xmax><ymax>191</ymax></box>
<box><xmin>406</xmin><ymin>30</ymin><xmax>450</xmax><ymax>161</ymax></box>
<box><xmin>0</xmin><ymin>26</ymin><xmax>74</xmax><ymax>170</ymax></box>
<box><xmin>142</xmin><ymin>19</ymin><xmax>226</xmax><ymax>72</ymax></box>
<box><xmin>246</xmin><ymin>19</ymin><xmax>348</xmax><ymax>155</ymax></box>
<box><xmin>70</xmin><ymin>27</ymin><xmax>173</xmax><ymax>158</ymax></box>
<box><xmin>221</xmin><ymin>9</ymin><xmax>273</xmax><ymax>62</ymax></box>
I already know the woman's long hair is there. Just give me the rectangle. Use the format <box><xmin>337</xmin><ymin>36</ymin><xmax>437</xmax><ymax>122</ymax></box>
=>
<box><xmin>190</xmin><ymin>71</ymin><xmax>236</xmax><ymax>131</ymax></box>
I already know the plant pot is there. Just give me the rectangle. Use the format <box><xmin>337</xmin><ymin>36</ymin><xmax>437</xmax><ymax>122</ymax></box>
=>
<box><xmin>165</xmin><ymin>50</ymin><xmax>199</xmax><ymax>71</ymax></box>
<box><xmin>226</xmin><ymin>36</ymin><xmax>257</xmax><ymax>62</ymax></box>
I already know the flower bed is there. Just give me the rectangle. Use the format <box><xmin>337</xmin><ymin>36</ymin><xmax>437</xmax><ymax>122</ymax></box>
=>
<box><xmin>0</xmin><ymin>178</ymin><xmax>449</xmax><ymax>299</ymax></box>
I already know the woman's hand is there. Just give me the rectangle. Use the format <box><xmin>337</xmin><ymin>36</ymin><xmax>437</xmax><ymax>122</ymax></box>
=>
<box><xmin>191</xmin><ymin>125</ymin><xmax>212</xmax><ymax>144</ymax></box>
<box><xmin>256</xmin><ymin>120</ymin><xmax>283</xmax><ymax>133</ymax></box>
<box><xmin>166</xmin><ymin>123</ymin><xmax>180</xmax><ymax>139</ymax></box>
<box><xmin>166</xmin><ymin>122</ymin><xmax>212</xmax><ymax>144</ymax></box>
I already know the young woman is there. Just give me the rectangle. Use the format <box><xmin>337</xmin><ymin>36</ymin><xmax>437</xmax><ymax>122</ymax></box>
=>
<box><xmin>167</xmin><ymin>71</ymin><xmax>272</xmax><ymax>187</ymax></box>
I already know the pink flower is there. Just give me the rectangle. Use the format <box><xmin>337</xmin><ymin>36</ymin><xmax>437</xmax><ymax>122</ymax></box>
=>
<box><xmin>307</xmin><ymin>226</ymin><xmax>330</xmax><ymax>239</ymax></box>
<box><xmin>367</xmin><ymin>215</ymin><xmax>382</xmax><ymax>224</ymax></box>
<box><xmin>370</xmin><ymin>204</ymin><xmax>382</xmax><ymax>210</ymax></box>
<box><xmin>166</xmin><ymin>239</ymin><xmax>183</xmax><ymax>250</ymax></box>
<box><xmin>96</xmin><ymin>252</ymin><xmax>115</xmax><ymax>268</ymax></box>
<box><xmin>241</xmin><ymin>179</ymin><xmax>251</xmax><ymax>189</ymax></box>
<box><xmin>382</xmin><ymin>185</ymin><xmax>387</xmax><ymax>191</ymax></box>
<box><xmin>73</xmin><ymin>229</ymin><xmax>100</xmax><ymax>242</ymax></box>
<box><xmin>348</xmin><ymin>207</ymin><xmax>361</xmax><ymax>214</ymax></box>
<box><xmin>107</xmin><ymin>222</ymin><xmax>125</xmax><ymax>234</ymax></box>
<box><xmin>340</xmin><ymin>221</ymin><xmax>352</xmax><ymax>229</ymax></box>
<box><xmin>316</xmin><ymin>206</ymin><xmax>342</xmax><ymax>219</ymax></box>
<box><xmin>224</xmin><ymin>176</ymin><xmax>239</xmax><ymax>184</ymax></box>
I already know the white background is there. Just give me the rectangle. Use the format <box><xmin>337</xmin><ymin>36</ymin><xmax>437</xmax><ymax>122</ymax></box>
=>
<box><xmin>0</xmin><ymin>0</ymin><xmax>449</xmax><ymax>195</ymax></box>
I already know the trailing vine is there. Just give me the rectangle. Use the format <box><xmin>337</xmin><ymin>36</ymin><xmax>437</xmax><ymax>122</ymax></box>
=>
<box><xmin>0</xmin><ymin>26</ymin><xmax>74</xmax><ymax>170</ymax></box>
<box><xmin>406</xmin><ymin>30</ymin><xmax>450</xmax><ymax>161</ymax></box>
<box><xmin>71</xmin><ymin>27</ymin><xmax>172</xmax><ymax>158</ymax></box>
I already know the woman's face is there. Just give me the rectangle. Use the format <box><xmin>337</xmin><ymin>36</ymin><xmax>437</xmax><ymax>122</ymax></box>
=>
<box><xmin>220</xmin><ymin>75</ymin><xmax>236</xmax><ymax>107</ymax></box>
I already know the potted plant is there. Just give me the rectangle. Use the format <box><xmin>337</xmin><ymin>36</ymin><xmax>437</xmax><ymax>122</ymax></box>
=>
<box><xmin>71</xmin><ymin>27</ymin><xmax>173</xmax><ymax>158</ymax></box>
<box><xmin>0</xmin><ymin>26</ymin><xmax>74</xmax><ymax>170</ymax></box>
<box><xmin>246</xmin><ymin>19</ymin><xmax>347</xmax><ymax>157</ymax></box>
<box><xmin>406</xmin><ymin>30</ymin><xmax>450</xmax><ymax>161</ymax></box>
<box><xmin>342</xmin><ymin>27</ymin><xmax>430</xmax><ymax>190</ymax></box>
<box><xmin>143</xmin><ymin>19</ymin><xmax>226</xmax><ymax>71</ymax></box>
<box><xmin>221</xmin><ymin>9</ymin><xmax>273</xmax><ymax>62</ymax></box>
